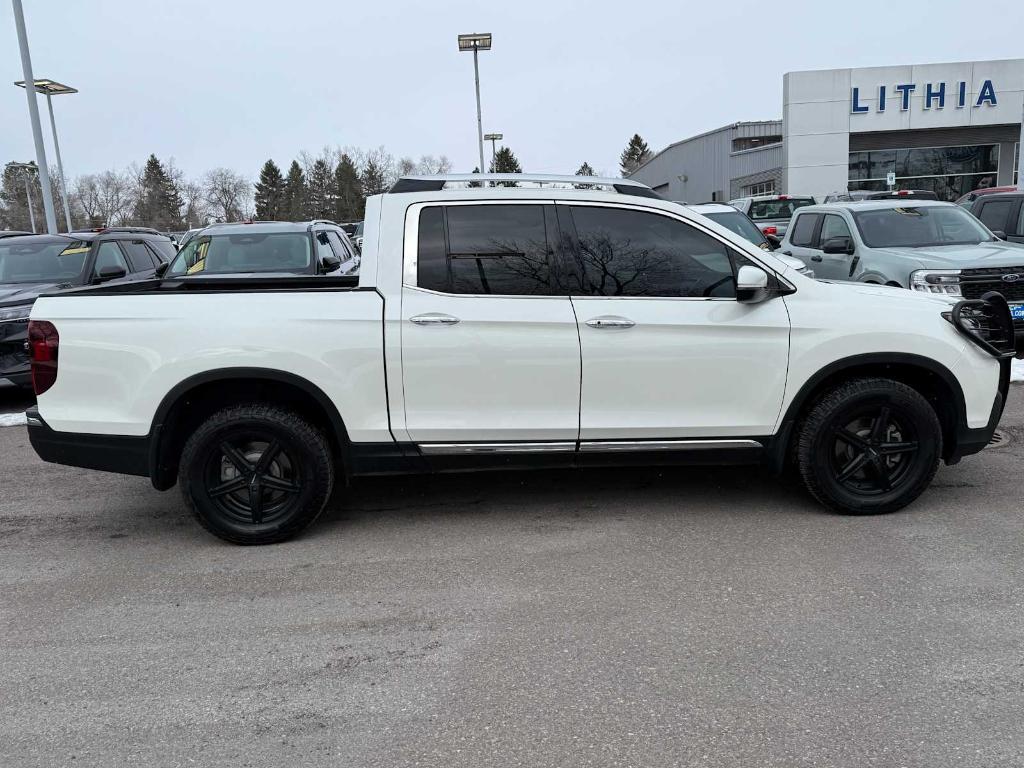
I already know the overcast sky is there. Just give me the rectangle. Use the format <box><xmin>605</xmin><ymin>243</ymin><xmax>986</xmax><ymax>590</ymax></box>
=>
<box><xmin>2</xmin><ymin>0</ymin><xmax>1023</xmax><ymax>182</ymax></box>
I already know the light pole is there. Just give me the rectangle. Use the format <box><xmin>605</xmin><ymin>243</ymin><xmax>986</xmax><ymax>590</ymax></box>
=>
<box><xmin>6</xmin><ymin>162</ymin><xmax>37</xmax><ymax>232</ymax></box>
<box><xmin>10</xmin><ymin>0</ymin><xmax>58</xmax><ymax>234</ymax></box>
<box><xmin>458</xmin><ymin>33</ymin><xmax>491</xmax><ymax>177</ymax></box>
<box><xmin>15</xmin><ymin>79</ymin><xmax>77</xmax><ymax>232</ymax></box>
<box><xmin>484</xmin><ymin>132</ymin><xmax>503</xmax><ymax>169</ymax></box>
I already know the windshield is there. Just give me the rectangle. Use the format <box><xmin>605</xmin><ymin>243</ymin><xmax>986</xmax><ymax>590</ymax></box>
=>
<box><xmin>853</xmin><ymin>205</ymin><xmax>994</xmax><ymax>248</ymax></box>
<box><xmin>166</xmin><ymin>232</ymin><xmax>312</xmax><ymax>276</ymax></box>
<box><xmin>0</xmin><ymin>239</ymin><xmax>90</xmax><ymax>284</ymax></box>
<box><xmin>704</xmin><ymin>211</ymin><xmax>770</xmax><ymax>248</ymax></box>
<box><xmin>748</xmin><ymin>198</ymin><xmax>815</xmax><ymax>220</ymax></box>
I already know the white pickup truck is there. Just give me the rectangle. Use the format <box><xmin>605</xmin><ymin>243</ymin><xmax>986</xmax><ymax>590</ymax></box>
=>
<box><xmin>25</xmin><ymin>174</ymin><xmax>1015</xmax><ymax>544</ymax></box>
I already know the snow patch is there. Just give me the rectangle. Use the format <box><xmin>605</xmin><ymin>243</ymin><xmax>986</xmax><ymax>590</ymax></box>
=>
<box><xmin>1013</xmin><ymin>359</ymin><xmax>1024</xmax><ymax>384</ymax></box>
<box><xmin>0</xmin><ymin>412</ymin><xmax>27</xmax><ymax>427</ymax></box>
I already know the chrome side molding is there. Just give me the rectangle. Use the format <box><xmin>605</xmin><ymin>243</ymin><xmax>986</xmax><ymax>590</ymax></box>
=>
<box><xmin>419</xmin><ymin>442</ymin><xmax>577</xmax><ymax>455</ymax></box>
<box><xmin>418</xmin><ymin>439</ymin><xmax>763</xmax><ymax>455</ymax></box>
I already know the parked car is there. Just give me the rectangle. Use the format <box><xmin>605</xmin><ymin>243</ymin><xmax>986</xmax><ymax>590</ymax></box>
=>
<box><xmin>728</xmin><ymin>194</ymin><xmax>816</xmax><ymax>238</ymax></box>
<box><xmin>0</xmin><ymin>227</ymin><xmax>174</xmax><ymax>389</ymax></box>
<box><xmin>683</xmin><ymin>203</ymin><xmax>814</xmax><ymax>277</ymax></box>
<box><xmin>867</xmin><ymin>190</ymin><xmax>939</xmax><ymax>201</ymax></box>
<box><xmin>968</xmin><ymin>191</ymin><xmax>1024</xmax><ymax>244</ymax></box>
<box><xmin>778</xmin><ymin>200</ymin><xmax>1024</xmax><ymax>337</ymax></box>
<box><xmin>823</xmin><ymin>191</ymin><xmax>874</xmax><ymax>203</ymax></box>
<box><xmin>955</xmin><ymin>185</ymin><xmax>1019</xmax><ymax>212</ymax></box>
<box><xmin>26</xmin><ymin>173</ymin><xmax>1013</xmax><ymax>544</ymax></box>
<box><xmin>352</xmin><ymin>221</ymin><xmax>364</xmax><ymax>252</ymax></box>
<box><xmin>161</xmin><ymin>220</ymin><xmax>359</xmax><ymax>277</ymax></box>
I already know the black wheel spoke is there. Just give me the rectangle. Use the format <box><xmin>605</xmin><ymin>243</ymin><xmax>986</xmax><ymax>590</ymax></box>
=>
<box><xmin>260</xmin><ymin>474</ymin><xmax>301</xmax><ymax>495</ymax></box>
<box><xmin>835</xmin><ymin>428</ymin><xmax>870</xmax><ymax>450</ymax></box>
<box><xmin>255</xmin><ymin>440</ymin><xmax>281</xmax><ymax>473</ymax></box>
<box><xmin>208</xmin><ymin>476</ymin><xmax>247</xmax><ymax>498</ymax></box>
<box><xmin>870</xmin><ymin>406</ymin><xmax>891</xmax><ymax>442</ymax></box>
<box><xmin>866</xmin><ymin>457</ymin><xmax>893</xmax><ymax>492</ymax></box>
<box><xmin>220</xmin><ymin>442</ymin><xmax>253</xmax><ymax>473</ymax></box>
<box><xmin>836</xmin><ymin>452</ymin><xmax>869</xmax><ymax>483</ymax></box>
<box><xmin>249</xmin><ymin>482</ymin><xmax>264</xmax><ymax>524</ymax></box>
<box><xmin>879</xmin><ymin>440</ymin><xmax>918</xmax><ymax>456</ymax></box>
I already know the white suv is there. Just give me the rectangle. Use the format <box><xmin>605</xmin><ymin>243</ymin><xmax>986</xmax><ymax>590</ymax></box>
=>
<box><xmin>24</xmin><ymin>174</ymin><xmax>1016</xmax><ymax>544</ymax></box>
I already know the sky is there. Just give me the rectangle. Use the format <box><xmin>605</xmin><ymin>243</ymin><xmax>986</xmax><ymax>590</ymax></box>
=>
<box><xmin>2</xmin><ymin>0</ymin><xmax>1023</xmax><ymax>184</ymax></box>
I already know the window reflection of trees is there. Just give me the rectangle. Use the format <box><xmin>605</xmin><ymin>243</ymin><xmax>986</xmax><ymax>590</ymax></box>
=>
<box><xmin>447</xmin><ymin>235</ymin><xmax>552</xmax><ymax>295</ymax></box>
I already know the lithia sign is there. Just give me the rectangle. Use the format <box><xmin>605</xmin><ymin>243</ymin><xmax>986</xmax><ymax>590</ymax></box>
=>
<box><xmin>851</xmin><ymin>80</ymin><xmax>997</xmax><ymax>113</ymax></box>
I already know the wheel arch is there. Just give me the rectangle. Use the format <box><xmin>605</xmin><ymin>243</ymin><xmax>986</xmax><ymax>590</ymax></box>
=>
<box><xmin>148</xmin><ymin>367</ymin><xmax>350</xmax><ymax>491</ymax></box>
<box><xmin>771</xmin><ymin>353</ymin><xmax>966</xmax><ymax>471</ymax></box>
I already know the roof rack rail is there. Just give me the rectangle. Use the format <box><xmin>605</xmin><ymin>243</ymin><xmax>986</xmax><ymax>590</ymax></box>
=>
<box><xmin>71</xmin><ymin>226</ymin><xmax>166</xmax><ymax>236</ymax></box>
<box><xmin>389</xmin><ymin>174</ymin><xmax>662</xmax><ymax>199</ymax></box>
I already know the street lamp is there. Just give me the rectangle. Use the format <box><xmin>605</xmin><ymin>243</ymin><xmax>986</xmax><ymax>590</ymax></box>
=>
<box><xmin>15</xmin><ymin>78</ymin><xmax>76</xmax><ymax>232</ymax></box>
<box><xmin>458</xmin><ymin>33</ymin><xmax>491</xmax><ymax>177</ymax></box>
<box><xmin>5</xmin><ymin>161</ymin><xmax>37</xmax><ymax>233</ymax></box>
<box><xmin>483</xmin><ymin>132</ymin><xmax>503</xmax><ymax>168</ymax></box>
<box><xmin>10</xmin><ymin>0</ymin><xmax>58</xmax><ymax>234</ymax></box>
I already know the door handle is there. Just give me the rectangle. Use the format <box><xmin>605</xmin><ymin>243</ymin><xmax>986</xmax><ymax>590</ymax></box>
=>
<box><xmin>410</xmin><ymin>313</ymin><xmax>460</xmax><ymax>326</ymax></box>
<box><xmin>585</xmin><ymin>316</ymin><xmax>635</xmax><ymax>329</ymax></box>
<box><xmin>811</xmin><ymin>255</ymin><xmax>823</xmax><ymax>262</ymax></box>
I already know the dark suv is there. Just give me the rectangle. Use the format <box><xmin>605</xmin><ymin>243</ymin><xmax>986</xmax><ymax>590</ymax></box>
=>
<box><xmin>970</xmin><ymin>191</ymin><xmax>1024</xmax><ymax>244</ymax></box>
<box><xmin>0</xmin><ymin>227</ymin><xmax>175</xmax><ymax>389</ymax></box>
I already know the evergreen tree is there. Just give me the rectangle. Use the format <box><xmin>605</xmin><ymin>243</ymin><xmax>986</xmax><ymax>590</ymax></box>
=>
<box><xmin>619</xmin><ymin>134</ymin><xmax>653</xmax><ymax>176</ymax></box>
<box><xmin>468</xmin><ymin>167</ymin><xmax>482</xmax><ymax>188</ymax></box>
<box><xmin>133</xmin><ymin>154</ymin><xmax>184</xmax><ymax>229</ymax></box>
<box><xmin>575</xmin><ymin>162</ymin><xmax>595</xmax><ymax>177</ymax></box>
<box><xmin>282</xmin><ymin>160</ymin><xmax>308</xmax><ymax>220</ymax></box>
<box><xmin>307</xmin><ymin>158</ymin><xmax>335</xmax><ymax>220</ymax></box>
<box><xmin>253</xmin><ymin>159</ymin><xmax>285</xmax><ymax>220</ymax></box>
<box><xmin>489</xmin><ymin>146</ymin><xmax>522</xmax><ymax>186</ymax></box>
<box><xmin>334</xmin><ymin>154</ymin><xmax>364</xmax><ymax>221</ymax></box>
<box><xmin>360</xmin><ymin>158</ymin><xmax>388</xmax><ymax>197</ymax></box>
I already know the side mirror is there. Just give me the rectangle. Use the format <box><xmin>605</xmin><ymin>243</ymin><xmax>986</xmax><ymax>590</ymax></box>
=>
<box><xmin>736</xmin><ymin>265</ymin><xmax>770</xmax><ymax>303</ymax></box>
<box><xmin>822</xmin><ymin>236</ymin><xmax>855</xmax><ymax>255</ymax></box>
<box><xmin>765</xmin><ymin>233</ymin><xmax>781</xmax><ymax>250</ymax></box>
<box><xmin>992</xmin><ymin>230</ymin><xmax>1007</xmax><ymax>241</ymax></box>
<box><xmin>95</xmin><ymin>264</ymin><xmax>128</xmax><ymax>283</ymax></box>
<box><xmin>154</xmin><ymin>261</ymin><xmax>169</xmax><ymax>278</ymax></box>
<box><xmin>320</xmin><ymin>254</ymin><xmax>342</xmax><ymax>273</ymax></box>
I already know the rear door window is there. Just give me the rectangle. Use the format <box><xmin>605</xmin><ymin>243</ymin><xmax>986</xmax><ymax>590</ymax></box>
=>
<box><xmin>789</xmin><ymin>213</ymin><xmax>821</xmax><ymax>247</ymax></box>
<box><xmin>416</xmin><ymin>204</ymin><xmax>556</xmax><ymax>295</ymax></box>
<box><xmin>123</xmin><ymin>240</ymin><xmax>158</xmax><ymax>272</ymax></box>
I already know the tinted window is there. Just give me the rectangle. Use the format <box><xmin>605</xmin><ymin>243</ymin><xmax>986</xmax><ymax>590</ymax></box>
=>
<box><xmin>93</xmin><ymin>242</ymin><xmax>128</xmax><ymax>277</ymax></box>
<box><xmin>326</xmin><ymin>231</ymin><xmax>352</xmax><ymax>259</ymax></box>
<box><xmin>1016</xmin><ymin>203</ymin><xmax>1024</xmax><ymax>236</ymax></box>
<box><xmin>417</xmin><ymin>205</ymin><xmax>554</xmax><ymax>295</ymax></box>
<box><xmin>0</xmin><ymin>239</ymin><xmax>89</xmax><ymax>283</ymax></box>
<box><xmin>977</xmin><ymin>200</ymin><xmax>1013</xmax><ymax>232</ymax></box>
<box><xmin>748</xmin><ymin>198</ymin><xmax>815</xmax><ymax>220</ymax></box>
<box><xmin>703</xmin><ymin>210</ymin><xmax>770</xmax><ymax>248</ymax></box>
<box><xmin>853</xmin><ymin>206</ymin><xmax>992</xmax><ymax>248</ymax></box>
<box><xmin>124</xmin><ymin>241</ymin><xmax>157</xmax><ymax>272</ymax></box>
<box><xmin>820</xmin><ymin>214</ymin><xmax>852</xmax><ymax>242</ymax></box>
<box><xmin>568</xmin><ymin>206</ymin><xmax>736</xmax><ymax>298</ymax></box>
<box><xmin>148</xmin><ymin>239</ymin><xmax>176</xmax><ymax>262</ymax></box>
<box><xmin>789</xmin><ymin>213</ymin><xmax>820</xmax><ymax>247</ymax></box>
<box><xmin>314</xmin><ymin>231</ymin><xmax>335</xmax><ymax>264</ymax></box>
<box><xmin>166</xmin><ymin>233</ymin><xmax>312</xmax><ymax>276</ymax></box>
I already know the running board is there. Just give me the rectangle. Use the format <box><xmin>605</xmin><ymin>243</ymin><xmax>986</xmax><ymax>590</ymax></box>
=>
<box><xmin>418</xmin><ymin>439</ymin><xmax>763</xmax><ymax>455</ymax></box>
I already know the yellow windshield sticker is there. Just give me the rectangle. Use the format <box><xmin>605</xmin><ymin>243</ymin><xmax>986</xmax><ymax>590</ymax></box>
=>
<box><xmin>186</xmin><ymin>258</ymin><xmax>206</xmax><ymax>274</ymax></box>
<box><xmin>59</xmin><ymin>246</ymin><xmax>90</xmax><ymax>256</ymax></box>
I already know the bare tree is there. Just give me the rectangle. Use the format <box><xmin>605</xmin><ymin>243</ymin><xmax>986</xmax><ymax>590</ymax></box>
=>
<box><xmin>72</xmin><ymin>174</ymin><xmax>101</xmax><ymax>226</ymax></box>
<box><xmin>416</xmin><ymin>155</ymin><xmax>453</xmax><ymax>174</ymax></box>
<box><xmin>92</xmin><ymin>170</ymin><xmax>135</xmax><ymax>226</ymax></box>
<box><xmin>203</xmin><ymin>168</ymin><xmax>251</xmax><ymax>222</ymax></box>
<box><xmin>397</xmin><ymin>157</ymin><xmax>417</xmax><ymax>176</ymax></box>
<box><xmin>181</xmin><ymin>180</ymin><xmax>208</xmax><ymax>228</ymax></box>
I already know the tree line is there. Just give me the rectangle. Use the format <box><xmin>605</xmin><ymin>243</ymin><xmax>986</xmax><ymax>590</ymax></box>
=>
<box><xmin>1</xmin><ymin>134</ymin><xmax>653</xmax><ymax>233</ymax></box>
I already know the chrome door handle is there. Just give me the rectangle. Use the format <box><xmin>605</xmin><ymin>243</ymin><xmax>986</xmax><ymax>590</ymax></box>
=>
<box><xmin>410</xmin><ymin>313</ymin><xmax>460</xmax><ymax>326</ymax></box>
<box><xmin>585</xmin><ymin>316</ymin><xmax>635</xmax><ymax>329</ymax></box>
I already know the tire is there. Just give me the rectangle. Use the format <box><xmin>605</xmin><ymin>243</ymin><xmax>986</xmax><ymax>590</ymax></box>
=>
<box><xmin>178</xmin><ymin>404</ymin><xmax>334</xmax><ymax>544</ymax></box>
<box><xmin>796</xmin><ymin>378</ymin><xmax>941</xmax><ymax>515</ymax></box>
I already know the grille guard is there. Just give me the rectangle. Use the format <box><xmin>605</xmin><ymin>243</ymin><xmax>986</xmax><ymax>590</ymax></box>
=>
<box><xmin>945</xmin><ymin>291</ymin><xmax>1017</xmax><ymax>359</ymax></box>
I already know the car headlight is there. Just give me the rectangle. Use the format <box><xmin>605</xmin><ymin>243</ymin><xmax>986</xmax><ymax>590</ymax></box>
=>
<box><xmin>910</xmin><ymin>269</ymin><xmax>961</xmax><ymax>296</ymax></box>
<box><xmin>0</xmin><ymin>303</ymin><xmax>32</xmax><ymax>322</ymax></box>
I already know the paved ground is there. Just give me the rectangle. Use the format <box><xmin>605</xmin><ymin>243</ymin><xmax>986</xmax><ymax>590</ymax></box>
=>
<box><xmin>2</xmin><ymin>388</ymin><xmax>1023</xmax><ymax>768</ymax></box>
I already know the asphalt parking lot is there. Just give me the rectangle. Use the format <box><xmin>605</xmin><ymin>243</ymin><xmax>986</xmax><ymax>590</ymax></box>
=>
<box><xmin>2</xmin><ymin>386</ymin><xmax>1023</xmax><ymax>768</ymax></box>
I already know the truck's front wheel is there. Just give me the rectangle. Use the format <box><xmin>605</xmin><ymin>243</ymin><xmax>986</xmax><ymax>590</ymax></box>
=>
<box><xmin>178</xmin><ymin>405</ymin><xmax>335</xmax><ymax>544</ymax></box>
<box><xmin>797</xmin><ymin>378</ymin><xmax>942</xmax><ymax>515</ymax></box>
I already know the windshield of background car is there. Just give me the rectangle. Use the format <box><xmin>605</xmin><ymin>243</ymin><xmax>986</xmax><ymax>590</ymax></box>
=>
<box><xmin>166</xmin><ymin>232</ymin><xmax>312</xmax><ymax>276</ymax></box>
<box><xmin>0</xmin><ymin>239</ymin><xmax>90</xmax><ymax>284</ymax></box>
<box><xmin>704</xmin><ymin>211</ymin><xmax>770</xmax><ymax>248</ymax></box>
<box><xmin>852</xmin><ymin>205</ymin><xmax>994</xmax><ymax>248</ymax></box>
<box><xmin>748</xmin><ymin>198</ymin><xmax>815</xmax><ymax>220</ymax></box>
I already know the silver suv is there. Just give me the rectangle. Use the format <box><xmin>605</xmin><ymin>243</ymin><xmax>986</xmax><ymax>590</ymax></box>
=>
<box><xmin>778</xmin><ymin>199</ymin><xmax>1024</xmax><ymax>327</ymax></box>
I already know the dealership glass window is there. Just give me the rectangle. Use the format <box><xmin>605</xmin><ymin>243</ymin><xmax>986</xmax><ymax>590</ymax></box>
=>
<box><xmin>848</xmin><ymin>143</ymin><xmax>999</xmax><ymax>202</ymax></box>
<box><xmin>732</xmin><ymin>135</ymin><xmax>782</xmax><ymax>152</ymax></box>
<box><xmin>743</xmin><ymin>180</ymin><xmax>776</xmax><ymax>196</ymax></box>
<box><xmin>416</xmin><ymin>205</ymin><xmax>555</xmax><ymax>295</ymax></box>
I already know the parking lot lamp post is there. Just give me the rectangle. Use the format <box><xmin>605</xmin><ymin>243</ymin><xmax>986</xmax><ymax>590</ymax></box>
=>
<box><xmin>15</xmin><ymin>79</ymin><xmax>77</xmax><ymax>232</ymax></box>
<box><xmin>1017</xmin><ymin>94</ymin><xmax>1023</xmax><ymax>191</ymax></box>
<box><xmin>484</xmin><ymin>132</ymin><xmax>503</xmax><ymax>168</ymax></box>
<box><xmin>6</xmin><ymin>161</ymin><xmax>37</xmax><ymax>232</ymax></box>
<box><xmin>10</xmin><ymin>0</ymin><xmax>58</xmax><ymax>234</ymax></box>
<box><xmin>458</xmin><ymin>33</ymin><xmax>491</xmax><ymax>179</ymax></box>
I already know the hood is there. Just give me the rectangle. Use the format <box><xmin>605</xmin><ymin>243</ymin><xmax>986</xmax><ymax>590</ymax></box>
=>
<box><xmin>874</xmin><ymin>240</ymin><xmax>1024</xmax><ymax>270</ymax></box>
<box><xmin>817</xmin><ymin>279</ymin><xmax>956</xmax><ymax>309</ymax></box>
<box><xmin>0</xmin><ymin>282</ymin><xmax>66</xmax><ymax>306</ymax></box>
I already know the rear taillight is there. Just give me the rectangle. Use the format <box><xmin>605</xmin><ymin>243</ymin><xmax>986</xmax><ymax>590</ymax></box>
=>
<box><xmin>28</xmin><ymin>320</ymin><xmax>59</xmax><ymax>395</ymax></box>
<box><xmin>762</xmin><ymin>225</ymin><xmax>778</xmax><ymax>235</ymax></box>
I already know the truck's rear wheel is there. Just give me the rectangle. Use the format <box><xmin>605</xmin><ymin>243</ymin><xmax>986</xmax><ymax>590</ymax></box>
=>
<box><xmin>797</xmin><ymin>378</ymin><xmax>941</xmax><ymax>515</ymax></box>
<box><xmin>178</xmin><ymin>404</ymin><xmax>334</xmax><ymax>544</ymax></box>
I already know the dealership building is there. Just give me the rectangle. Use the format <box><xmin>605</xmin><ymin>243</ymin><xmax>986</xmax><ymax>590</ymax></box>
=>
<box><xmin>629</xmin><ymin>58</ymin><xmax>1023</xmax><ymax>203</ymax></box>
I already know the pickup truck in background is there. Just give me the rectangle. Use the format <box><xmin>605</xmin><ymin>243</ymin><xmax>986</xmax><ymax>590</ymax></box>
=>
<box><xmin>26</xmin><ymin>174</ymin><xmax>1014</xmax><ymax>544</ymax></box>
<box><xmin>727</xmin><ymin>194</ymin><xmax>817</xmax><ymax>239</ymax></box>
